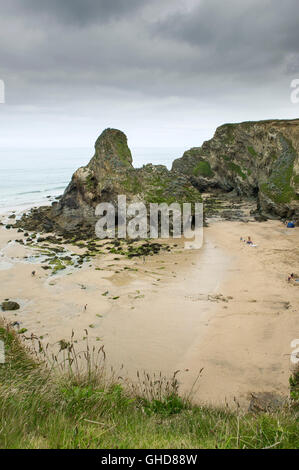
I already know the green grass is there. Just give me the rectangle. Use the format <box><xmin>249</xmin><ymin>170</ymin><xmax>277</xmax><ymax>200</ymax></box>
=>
<box><xmin>290</xmin><ymin>370</ymin><xmax>299</xmax><ymax>401</ymax></box>
<box><xmin>0</xmin><ymin>322</ymin><xmax>298</xmax><ymax>449</ymax></box>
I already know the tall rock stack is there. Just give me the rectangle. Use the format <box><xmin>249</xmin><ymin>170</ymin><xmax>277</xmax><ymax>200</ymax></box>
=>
<box><xmin>17</xmin><ymin>128</ymin><xmax>201</xmax><ymax>237</ymax></box>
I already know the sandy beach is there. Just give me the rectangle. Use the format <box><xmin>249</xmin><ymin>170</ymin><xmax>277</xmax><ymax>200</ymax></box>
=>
<box><xmin>0</xmin><ymin>214</ymin><xmax>298</xmax><ymax>409</ymax></box>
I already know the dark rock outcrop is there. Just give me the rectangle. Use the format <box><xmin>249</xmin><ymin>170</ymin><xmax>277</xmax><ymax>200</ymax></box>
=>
<box><xmin>172</xmin><ymin>119</ymin><xmax>299</xmax><ymax>219</ymax></box>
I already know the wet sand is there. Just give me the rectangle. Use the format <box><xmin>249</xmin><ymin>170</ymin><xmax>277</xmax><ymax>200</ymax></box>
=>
<box><xmin>0</xmin><ymin>215</ymin><xmax>298</xmax><ymax>408</ymax></box>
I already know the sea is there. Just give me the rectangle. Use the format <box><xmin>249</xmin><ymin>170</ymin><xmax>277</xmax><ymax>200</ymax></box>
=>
<box><xmin>0</xmin><ymin>147</ymin><xmax>185</xmax><ymax>215</ymax></box>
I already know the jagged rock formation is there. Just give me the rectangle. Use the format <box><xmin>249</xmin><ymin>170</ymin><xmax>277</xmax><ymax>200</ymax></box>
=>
<box><xmin>172</xmin><ymin>119</ymin><xmax>299</xmax><ymax>219</ymax></box>
<box><xmin>17</xmin><ymin>120</ymin><xmax>299</xmax><ymax>238</ymax></box>
<box><xmin>17</xmin><ymin>129</ymin><xmax>201</xmax><ymax>237</ymax></box>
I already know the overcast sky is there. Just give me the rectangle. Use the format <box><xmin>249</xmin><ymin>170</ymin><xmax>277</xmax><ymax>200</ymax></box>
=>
<box><xmin>0</xmin><ymin>0</ymin><xmax>298</xmax><ymax>150</ymax></box>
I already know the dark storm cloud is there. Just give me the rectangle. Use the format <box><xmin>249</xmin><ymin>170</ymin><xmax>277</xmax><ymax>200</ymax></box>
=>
<box><xmin>152</xmin><ymin>0</ymin><xmax>299</xmax><ymax>76</ymax></box>
<box><xmin>0</xmin><ymin>0</ymin><xmax>298</xmax><ymax>148</ymax></box>
<box><xmin>1</xmin><ymin>0</ymin><xmax>297</xmax><ymax>104</ymax></box>
<box><xmin>2</xmin><ymin>0</ymin><xmax>144</xmax><ymax>25</ymax></box>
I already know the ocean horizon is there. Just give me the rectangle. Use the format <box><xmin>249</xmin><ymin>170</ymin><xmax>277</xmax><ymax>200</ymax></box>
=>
<box><xmin>0</xmin><ymin>146</ymin><xmax>185</xmax><ymax>214</ymax></box>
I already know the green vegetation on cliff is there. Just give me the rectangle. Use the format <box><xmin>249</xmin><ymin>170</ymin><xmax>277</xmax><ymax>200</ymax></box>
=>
<box><xmin>220</xmin><ymin>123</ymin><xmax>236</xmax><ymax>144</ymax></box>
<box><xmin>121</xmin><ymin>172</ymin><xmax>143</xmax><ymax>194</ymax></box>
<box><xmin>85</xmin><ymin>171</ymin><xmax>97</xmax><ymax>192</ymax></box>
<box><xmin>141</xmin><ymin>165</ymin><xmax>202</xmax><ymax>205</ymax></box>
<box><xmin>227</xmin><ymin>162</ymin><xmax>247</xmax><ymax>180</ymax></box>
<box><xmin>260</xmin><ymin>137</ymin><xmax>297</xmax><ymax>204</ymax></box>
<box><xmin>247</xmin><ymin>146</ymin><xmax>258</xmax><ymax>157</ymax></box>
<box><xmin>95</xmin><ymin>128</ymin><xmax>133</xmax><ymax>167</ymax></box>
<box><xmin>114</xmin><ymin>134</ymin><xmax>133</xmax><ymax>166</ymax></box>
<box><xmin>0</xmin><ymin>322</ymin><xmax>298</xmax><ymax>449</ymax></box>
<box><xmin>193</xmin><ymin>161</ymin><xmax>214</xmax><ymax>178</ymax></box>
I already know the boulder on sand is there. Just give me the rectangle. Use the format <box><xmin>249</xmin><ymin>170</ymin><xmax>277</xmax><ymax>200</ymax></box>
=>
<box><xmin>1</xmin><ymin>301</ymin><xmax>20</xmax><ymax>311</ymax></box>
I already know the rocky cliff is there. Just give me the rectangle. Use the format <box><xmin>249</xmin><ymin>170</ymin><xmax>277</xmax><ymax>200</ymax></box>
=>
<box><xmin>17</xmin><ymin>120</ymin><xmax>299</xmax><ymax>238</ymax></box>
<box><xmin>17</xmin><ymin>128</ymin><xmax>201</xmax><ymax>237</ymax></box>
<box><xmin>172</xmin><ymin>119</ymin><xmax>299</xmax><ymax>219</ymax></box>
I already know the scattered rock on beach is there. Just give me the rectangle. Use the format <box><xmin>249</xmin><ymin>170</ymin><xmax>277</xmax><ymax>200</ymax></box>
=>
<box><xmin>1</xmin><ymin>301</ymin><xmax>20</xmax><ymax>311</ymax></box>
<box><xmin>248</xmin><ymin>392</ymin><xmax>287</xmax><ymax>413</ymax></box>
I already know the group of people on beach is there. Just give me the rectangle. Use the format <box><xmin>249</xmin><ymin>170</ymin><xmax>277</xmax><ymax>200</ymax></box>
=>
<box><xmin>284</xmin><ymin>220</ymin><xmax>296</xmax><ymax>228</ymax></box>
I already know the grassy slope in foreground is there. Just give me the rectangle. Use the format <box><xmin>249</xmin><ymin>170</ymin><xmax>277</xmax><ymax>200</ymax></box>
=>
<box><xmin>0</xmin><ymin>323</ymin><xmax>298</xmax><ymax>449</ymax></box>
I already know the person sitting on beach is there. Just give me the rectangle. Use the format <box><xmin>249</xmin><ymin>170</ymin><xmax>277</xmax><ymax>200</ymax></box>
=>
<box><xmin>288</xmin><ymin>273</ymin><xmax>295</xmax><ymax>282</ymax></box>
<box><xmin>247</xmin><ymin>236</ymin><xmax>253</xmax><ymax>245</ymax></box>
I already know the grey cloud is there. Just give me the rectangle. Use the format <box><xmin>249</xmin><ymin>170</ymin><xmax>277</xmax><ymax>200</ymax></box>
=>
<box><xmin>0</xmin><ymin>0</ymin><xmax>296</xmax><ymax>100</ymax></box>
<box><xmin>0</xmin><ymin>0</ymin><xmax>298</xmax><ymax>148</ymax></box>
<box><xmin>2</xmin><ymin>0</ymin><xmax>145</xmax><ymax>25</ymax></box>
<box><xmin>152</xmin><ymin>0</ymin><xmax>299</xmax><ymax>75</ymax></box>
